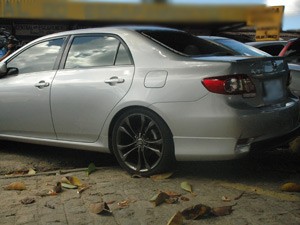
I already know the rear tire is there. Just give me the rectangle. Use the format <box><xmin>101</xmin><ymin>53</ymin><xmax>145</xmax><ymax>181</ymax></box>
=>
<box><xmin>111</xmin><ymin>108</ymin><xmax>175</xmax><ymax>176</ymax></box>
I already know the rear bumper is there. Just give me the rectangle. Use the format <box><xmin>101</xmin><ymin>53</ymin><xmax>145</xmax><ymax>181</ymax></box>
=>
<box><xmin>250</xmin><ymin>124</ymin><xmax>300</xmax><ymax>151</ymax></box>
<box><xmin>150</xmin><ymin>93</ymin><xmax>300</xmax><ymax>161</ymax></box>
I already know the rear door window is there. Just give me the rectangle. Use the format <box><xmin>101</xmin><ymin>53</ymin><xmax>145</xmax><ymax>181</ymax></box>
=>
<box><xmin>65</xmin><ymin>35</ymin><xmax>132</xmax><ymax>69</ymax></box>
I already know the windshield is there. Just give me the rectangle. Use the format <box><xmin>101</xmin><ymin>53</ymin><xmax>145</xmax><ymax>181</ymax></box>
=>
<box><xmin>138</xmin><ymin>30</ymin><xmax>235</xmax><ymax>57</ymax></box>
<box><xmin>214</xmin><ymin>39</ymin><xmax>270</xmax><ymax>57</ymax></box>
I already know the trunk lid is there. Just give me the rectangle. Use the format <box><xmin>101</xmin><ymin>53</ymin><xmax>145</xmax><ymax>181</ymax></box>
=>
<box><xmin>195</xmin><ymin>56</ymin><xmax>289</xmax><ymax>107</ymax></box>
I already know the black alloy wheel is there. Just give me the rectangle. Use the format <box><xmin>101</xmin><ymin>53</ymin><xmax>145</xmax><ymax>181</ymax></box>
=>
<box><xmin>112</xmin><ymin>108</ymin><xmax>174</xmax><ymax>176</ymax></box>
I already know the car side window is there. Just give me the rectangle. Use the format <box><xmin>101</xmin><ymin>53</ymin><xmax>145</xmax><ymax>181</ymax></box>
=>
<box><xmin>65</xmin><ymin>36</ymin><xmax>121</xmax><ymax>69</ymax></box>
<box><xmin>7</xmin><ymin>38</ymin><xmax>64</xmax><ymax>74</ymax></box>
<box><xmin>115</xmin><ymin>44</ymin><xmax>132</xmax><ymax>65</ymax></box>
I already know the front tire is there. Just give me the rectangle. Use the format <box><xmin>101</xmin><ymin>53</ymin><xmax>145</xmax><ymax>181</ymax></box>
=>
<box><xmin>111</xmin><ymin>108</ymin><xmax>175</xmax><ymax>176</ymax></box>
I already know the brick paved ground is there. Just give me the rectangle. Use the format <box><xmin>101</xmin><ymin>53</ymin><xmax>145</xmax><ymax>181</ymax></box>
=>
<box><xmin>0</xmin><ymin>166</ymin><xmax>299</xmax><ymax>225</ymax></box>
<box><xmin>0</xmin><ymin>142</ymin><xmax>299</xmax><ymax>225</ymax></box>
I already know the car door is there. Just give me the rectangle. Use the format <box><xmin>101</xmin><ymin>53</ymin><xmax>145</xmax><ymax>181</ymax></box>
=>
<box><xmin>0</xmin><ymin>38</ymin><xmax>66</xmax><ymax>139</ymax></box>
<box><xmin>51</xmin><ymin>34</ymin><xmax>134</xmax><ymax>142</ymax></box>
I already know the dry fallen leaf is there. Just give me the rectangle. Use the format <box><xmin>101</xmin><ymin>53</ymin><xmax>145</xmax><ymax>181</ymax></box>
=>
<box><xmin>167</xmin><ymin>211</ymin><xmax>183</xmax><ymax>225</ymax></box>
<box><xmin>89</xmin><ymin>202</ymin><xmax>111</xmax><ymax>214</ymax></box>
<box><xmin>117</xmin><ymin>199</ymin><xmax>136</xmax><ymax>208</ymax></box>
<box><xmin>27</xmin><ymin>168</ymin><xmax>36</xmax><ymax>175</ymax></box>
<box><xmin>77</xmin><ymin>185</ymin><xmax>90</xmax><ymax>194</ymax></box>
<box><xmin>211</xmin><ymin>205</ymin><xmax>235</xmax><ymax>217</ymax></box>
<box><xmin>280</xmin><ymin>182</ymin><xmax>300</xmax><ymax>192</ymax></box>
<box><xmin>180</xmin><ymin>196</ymin><xmax>190</xmax><ymax>201</ymax></box>
<box><xmin>61</xmin><ymin>177</ymin><xmax>72</xmax><ymax>185</ymax></box>
<box><xmin>165</xmin><ymin>191</ymin><xmax>181</xmax><ymax>198</ymax></box>
<box><xmin>150</xmin><ymin>172</ymin><xmax>173</xmax><ymax>181</ymax></box>
<box><xmin>48</xmin><ymin>182</ymin><xmax>62</xmax><ymax>195</ymax></box>
<box><xmin>20</xmin><ymin>197</ymin><xmax>35</xmax><ymax>205</ymax></box>
<box><xmin>165</xmin><ymin>197</ymin><xmax>179</xmax><ymax>204</ymax></box>
<box><xmin>180</xmin><ymin>181</ymin><xmax>192</xmax><ymax>193</ymax></box>
<box><xmin>221</xmin><ymin>196</ymin><xmax>231</xmax><ymax>202</ymax></box>
<box><xmin>61</xmin><ymin>176</ymin><xmax>83</xmax><ymax>187</ymax></box>
<box><xmin>181</xmin><ymin>204</ymin><xmax>211</xmax><ymax>220</ymax></box>
<box><xmin>150</xmin><ymin>192</ymin><xmax>170</xmax><ymax>206</ymax></box>
<box><xmin>3</xmin><ymin>182</ymin><xmax>26</xmax><ymax>191</ymax></box>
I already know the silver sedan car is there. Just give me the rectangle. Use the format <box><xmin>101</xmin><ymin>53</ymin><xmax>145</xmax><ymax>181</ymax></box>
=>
<box><xmin>0</xmin><ymin>27</ymin><xmax>299</xmax><ymax>175</ymax></box>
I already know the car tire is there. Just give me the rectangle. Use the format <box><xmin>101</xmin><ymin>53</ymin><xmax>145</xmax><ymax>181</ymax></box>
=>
<box><xmin>111</xmin><ymin>108</ymin><xmax>175</xmax><ymax>176</ymax></box>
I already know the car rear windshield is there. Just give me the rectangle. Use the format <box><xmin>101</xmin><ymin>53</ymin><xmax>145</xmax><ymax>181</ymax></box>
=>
<box><xmin>138</xmin><ymin>30</ymin><xmax>235</xmax><ymax>57</ymax></box>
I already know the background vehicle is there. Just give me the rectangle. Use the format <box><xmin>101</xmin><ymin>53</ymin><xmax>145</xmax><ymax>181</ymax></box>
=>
<box><xmin>246</xmin><ymin>40</ymin><xmax>287</xmax><ymax>56</ymax></box>
<box><xmin>200</xmin><ymin>36</ymin><xmax>270</xmax><ymax>56</ymax></box>
<box><xmin>0</xmin><ymin>27</ymin><xmax>299</xmax><ymax>175</ymax></box>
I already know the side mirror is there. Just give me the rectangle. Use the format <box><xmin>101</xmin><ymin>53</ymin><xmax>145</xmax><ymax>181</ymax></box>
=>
<box><xmin>0</xmin><ymin>62</ymin><xmax>7</xmax><ymax>77</ymax></box>
<box><xmin>7</xmin><ymin>67</ymin><xmax>19</xmax><ymax>76</ymax></box>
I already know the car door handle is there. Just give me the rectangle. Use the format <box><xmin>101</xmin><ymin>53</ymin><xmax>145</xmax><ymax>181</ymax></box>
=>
<box><xmin>104</xmin><ymin>76</ymin><xmax>125</xmax><ymax>85</ymax></box>
<box><xmin>34</xmin><ymin>80</ymin><xmax>50</xmax><ymax>88</ymax></box>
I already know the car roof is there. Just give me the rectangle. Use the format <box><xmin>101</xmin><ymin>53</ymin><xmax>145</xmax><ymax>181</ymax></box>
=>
<box><xmin>36</xmin><ymin>26</ymin><xmax>182</xmax><ymax>40</ymax></box>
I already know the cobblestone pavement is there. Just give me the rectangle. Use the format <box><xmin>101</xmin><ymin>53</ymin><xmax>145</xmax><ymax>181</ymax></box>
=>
<box><xmin>0</xmin><ymin>141</ymin><xmax>299</xmax><ymax>225</ymax></box>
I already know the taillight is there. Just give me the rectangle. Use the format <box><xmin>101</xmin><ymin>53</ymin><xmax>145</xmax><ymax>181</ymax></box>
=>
<box><xmin>202</xmin><ymin>75</ymin><xmax>256</xmax><ymax>98</ymax></box>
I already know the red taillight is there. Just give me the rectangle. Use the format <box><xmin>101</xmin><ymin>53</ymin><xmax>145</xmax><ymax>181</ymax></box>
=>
<box><xmin>202</xmin><ymin>75</ymin><xmax>256</xmax><ymax>97</ymax></box>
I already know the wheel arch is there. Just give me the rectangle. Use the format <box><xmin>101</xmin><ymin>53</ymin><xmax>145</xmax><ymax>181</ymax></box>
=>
<box><xmin>108</xmin><ymin>105</ymin><xmax>173</xmax><ymax>154</ymax></box>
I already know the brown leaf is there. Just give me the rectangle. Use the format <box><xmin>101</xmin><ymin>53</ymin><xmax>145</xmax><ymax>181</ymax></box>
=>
<box><xmin>167</xmin><ymin>211</ymin><xmax>184</xmax><ymax>225</ymax></box>
<box><xmin>280</xmin><ymin>182</ymin><xmax>300</xmax><ymax>192</ymax></box>
<box><xmin>181</xmin><ymin>204</ymin><xmax>211</xmax><ymax>220</ymax></box>
<box><xmin>53</xmin><ymin>182</ymin><xmax>62</xmax><ymax>194</ymax></box>
<box><xmin>20</xmin><ymin>197</ymin><xmax>35</xmax><ymax>205</ymax></box>
<box><xmin>3</xmin><ymin>182</ymin><xmax>26</xmax><ymax>191</ymax></box>
<box><xmin>77</xmin><ymin>185</ymin><xmax>90</xmax><ymax>194</ymax></box>
<box><xmin>150</xmin><ymin>172</ymin><xmax>173</xmax><ymax>181</ymax></box>
<box><xmin>117</xmin><ymin>200</ymin><xmax>134</xmax><ymax>208</ymax></box>
<box><xmin>165</xmin><ymin>197</ymin><xmax>179</xmax><ymax>204</ymax></box>
<box><xmin>211</xmin><ymin>205</ymin><xmax>235</xmax><ymax>217</ymax></box>
<box><xmin>180</xmin><ymin>196</ymin><xmax>190</xmax><ymax>201</ymax></box>
<box><xmin>150</xmin><ymin>192</ymin><xmax>169</xmax><ymax>206</ymax></box>
<box><xmin>165</xmin><ymin>191</ymin><xmax>181</xmax><ymax>198</ymax></box>
<box><xmin>5</xmin><ymin>170</ymin><xmax>28</xmax><ymax>177</ymax></box>
<box><xmin>89</xmin><ymin>202</ymin><xmax>111</xmax><ymax>214</ymax></box>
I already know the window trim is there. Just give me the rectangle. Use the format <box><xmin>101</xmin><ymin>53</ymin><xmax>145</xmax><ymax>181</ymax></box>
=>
<box><xmin>6</xmin><ymin>36</ymin><xmax>69</xmax><ymax>74</ymax></box>
<box><xmin>59</xmin><ymin>33</ymin><xmax>134</xmax><ymax>70</ymax></box>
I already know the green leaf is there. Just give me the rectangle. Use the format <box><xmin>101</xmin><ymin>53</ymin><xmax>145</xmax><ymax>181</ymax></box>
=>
<box><xmin>61</xmin><ymin>183</ymin><xmax>77</xmax><ymax>189</ymax></box>
<box><xmin>86</xmin><ymin>163</ymin><xmax>96</xmax><ymax>176</ymax></box>
<box><xmin>181</xmin><ymin>181</ymin><xmax>192</xmax><ymax>193</ymax></box>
